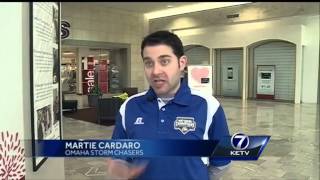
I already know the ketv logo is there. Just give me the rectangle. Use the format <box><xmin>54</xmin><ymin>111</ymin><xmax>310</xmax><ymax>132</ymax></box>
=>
<box><xmin>230</xmin><ymin>133</ymin><xmax>250</xmax><ymax>156</ymax></box>
<box><xmin>211</xmin><ymin>133</ymin><xmax>270</xmax><ymax>160</ymax></box>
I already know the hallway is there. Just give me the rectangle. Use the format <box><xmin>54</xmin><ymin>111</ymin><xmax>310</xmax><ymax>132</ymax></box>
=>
<box><xmin>63</xmin><ymin>98</ymin><xmax>319</xmax><ymax>180</ymax></box>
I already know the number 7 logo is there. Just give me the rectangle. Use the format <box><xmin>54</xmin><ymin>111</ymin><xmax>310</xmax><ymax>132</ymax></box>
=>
<box><xmin>231</xmin><ymin>133</ymin><xmax>250</xmax><ymax>150</ymax></box>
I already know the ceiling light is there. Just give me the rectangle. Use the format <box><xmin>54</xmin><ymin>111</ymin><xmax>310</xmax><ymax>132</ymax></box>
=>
<box><xmin>63</xmin><ymin>52</ymin><xmax>74</xmax><ymax>55</ymax></box>
<box><xmin>167</xmin><ymin>5</ymin><xmax>173</xmax><ymax>8</ymax></box>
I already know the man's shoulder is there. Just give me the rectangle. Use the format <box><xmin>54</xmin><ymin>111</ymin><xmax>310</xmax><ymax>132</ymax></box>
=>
<box><xmin>120</xmin><ymin>91</ymin><xmax>147</xmax><ymax>108</ymax></box>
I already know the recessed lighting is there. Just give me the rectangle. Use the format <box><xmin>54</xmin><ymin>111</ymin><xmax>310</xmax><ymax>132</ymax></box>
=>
<box><xmin>167</xmin><ymin>5</ymin><xmax>173</xmax><ymax>8</ymax></box>
<box><xmin>63</xmin><ymin>52</ymin><xmax>74</xmax><ymax>55</ymax></box>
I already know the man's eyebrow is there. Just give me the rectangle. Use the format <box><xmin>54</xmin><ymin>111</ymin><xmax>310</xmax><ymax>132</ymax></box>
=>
<box><xmin>143</xmin><ymin>57</ymin><xmax>151</xmax><ymax>61</ymax></box>
<box><xmin>143</xmin><ymin>55</ymin><xmax>171</xmax><ymax>61</ymax></box>
<box><xmin>159</xmin><ymin>55</ymin><xmax>171</xmax><ymax>59</ymax></box>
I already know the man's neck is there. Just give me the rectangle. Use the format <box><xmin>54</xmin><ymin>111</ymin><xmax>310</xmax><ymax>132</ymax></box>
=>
<box><xmin>157</xmin><ymin>81</ymin><xmax>181</xmax><ymax>99</ymax></box>
<box><xmin>159</xmin><ymin>97</ymin><xmax>174</xmax><ymax>104</ymax></box>
<box><xmin>158</xmin><ymin>94</ymin><xmax>175</xmax><ymax>99</ymax></box>
<box><xmin>157</xmin><ymin>81</ymin><xmax>182</xmax><ymax>103</ymax></box>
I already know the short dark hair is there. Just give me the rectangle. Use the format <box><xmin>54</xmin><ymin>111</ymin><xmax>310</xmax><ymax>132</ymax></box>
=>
<box><xmin>141</xmin><ymin>31</ymin><xmax>184</xmax><ymax>59</ymax></box>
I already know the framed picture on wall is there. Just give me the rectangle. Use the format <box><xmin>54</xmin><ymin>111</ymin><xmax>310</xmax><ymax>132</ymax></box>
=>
<box><xmin>187</xmin><ymin>65</ymin><xmax>213</xmax><ymax>95</ymax></box>
<box><xmin>30</xmin><ymin>2</ymin><xmax>62</xmax><ymax>171</ymax></box>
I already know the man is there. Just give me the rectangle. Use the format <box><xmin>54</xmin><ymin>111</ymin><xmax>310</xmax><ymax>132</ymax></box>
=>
<box><xmin>107</xmin><ymin>31</ymin><xmax>231</xmax><ymax>180</ymax></box>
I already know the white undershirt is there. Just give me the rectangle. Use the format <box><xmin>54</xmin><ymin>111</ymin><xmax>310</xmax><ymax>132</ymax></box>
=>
<box><xmin>160</xmin><ymin>97</ymin><xmax>174</xmax><ymax>104</ymax></box>
<box><xmin>157</xmin><ymin>97</ymin><xmax>174</xmax><ymax>110</ymax></box>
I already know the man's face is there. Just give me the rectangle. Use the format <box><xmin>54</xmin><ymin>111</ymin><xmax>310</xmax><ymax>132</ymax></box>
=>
<box><xmin>143</xmin><ymin>44</ymin><xmax>187</xmax><ymax>97</ymax></box>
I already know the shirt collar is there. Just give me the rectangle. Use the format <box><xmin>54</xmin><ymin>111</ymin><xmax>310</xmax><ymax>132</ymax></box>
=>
<box><xmin>145</xmin><ymin>78</ymin><xmax>191</xmax><ymax>106</ymax></box>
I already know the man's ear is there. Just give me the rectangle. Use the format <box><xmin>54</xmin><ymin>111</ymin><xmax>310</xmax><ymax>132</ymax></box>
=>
<box><xmin>179</xmin><ymin>55</ymin><xmax>188</xmax><ymax>71</ymax></box>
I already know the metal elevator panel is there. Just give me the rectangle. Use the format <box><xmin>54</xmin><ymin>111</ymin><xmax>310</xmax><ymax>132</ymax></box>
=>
<box><xmin>220</xmin><ymin>49</ymin><xmax>242</xmax><ymax>97</ymax></box>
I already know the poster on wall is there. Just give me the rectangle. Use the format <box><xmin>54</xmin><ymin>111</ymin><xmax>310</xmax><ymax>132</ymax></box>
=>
<box><xmin>30</xmin><ymin>2</ymin><xmax>62</xmax><ymax>171</ymax></box>
<box><xmin>187</xmin><ymin>65</ymin><xmax>213</xmax><ymax>95</ymax></box>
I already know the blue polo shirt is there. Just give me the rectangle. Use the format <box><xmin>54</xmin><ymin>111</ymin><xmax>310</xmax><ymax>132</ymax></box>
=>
<box><xmin>112</xmin><ymin>80</ymin><xmax>231</xmax><ymax>180</ymax></box>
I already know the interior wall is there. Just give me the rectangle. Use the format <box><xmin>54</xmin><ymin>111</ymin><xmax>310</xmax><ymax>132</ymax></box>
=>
<box><xmin>301</xmin><ymin>16</ymin><xmax>320</xmax><ymax>103</ymax></box>
<box><xmin>173</xmin><ymin>16</ymin><xmax>303</xmax><ymax>50</ymax></box>
<box><xmin>166</xmin><ymin>15</ymin><xmax>319</xmax><ymax>103</ymax></box>
<box><xmin>62</xmin><ymin>3</ymin><xmax>146</xmax><ymax>91</ymax></box>
<box><xmin>0</xmin><ymin>2</ymin><xmax>65</xmax><ymax>179</ymax></box>
<box><xmin>149</xmin><ymin>2</ymin><xmax>319</xmax><ymax>32</ymax></box>
<box><xmin>184</xmin><ymin>45</ymin><xmax>210</xmax><ymax>65</ymax></box>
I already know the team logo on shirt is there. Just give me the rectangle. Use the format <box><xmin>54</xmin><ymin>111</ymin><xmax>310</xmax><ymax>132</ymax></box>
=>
<box><xmin>174</xmin><ymin>117</ymin><xmax>196</xmax><ymax>135</ymax></box>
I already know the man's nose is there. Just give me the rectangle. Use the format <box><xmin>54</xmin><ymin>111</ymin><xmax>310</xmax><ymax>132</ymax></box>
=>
<box><xmin>151</xmin><ymin>63</ymin><xmax>162</xmax><ymax>75</ymax></box>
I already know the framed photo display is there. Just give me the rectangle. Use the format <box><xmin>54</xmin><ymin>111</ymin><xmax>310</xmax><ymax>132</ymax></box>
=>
<box><xmin>30</xmin><ymin>2</ymin><xmax>62</xmax><ymax>171</ymax></box>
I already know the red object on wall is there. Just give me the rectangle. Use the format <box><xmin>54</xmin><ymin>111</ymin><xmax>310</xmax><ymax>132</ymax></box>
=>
<box><xmin>0</xmin><ymin>131</ymin><xmax>25</xmax><ymax>179</ymax></box>
<box><xmin>99</xmin><ymin>59</ymin><xmax>108</xmax><ymax>93</ymax></box>
<box><xmin>99</xmin><ymin>71</ymin><xmax>108</xmax><ymax>82</ymax></box>
<box><xmin>99</xmin><ymin>82</ymin><xmax>108</xmax><ymax>93</ymax></box>
<box><xmin>87</xmin><ymin>56</ymin><xmax>94</xmax><ymax>69</ymax></box>
<box><xmin>99</xmin><ymin>59</ymin><xmax>107</xmax><ymax>71</ymax></box>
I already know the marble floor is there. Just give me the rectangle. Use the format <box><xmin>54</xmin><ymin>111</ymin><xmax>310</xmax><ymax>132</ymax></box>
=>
<box><xmin>62</xmin><ymin>98</ymin><xmax>319</xmax><ymax>180</ymax></box>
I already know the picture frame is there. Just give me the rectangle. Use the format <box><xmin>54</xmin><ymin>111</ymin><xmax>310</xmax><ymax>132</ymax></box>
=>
<box><xmin>29</xmin><ymin>2</ymin><xmax>62</xmax><ymax>171</ymax></box>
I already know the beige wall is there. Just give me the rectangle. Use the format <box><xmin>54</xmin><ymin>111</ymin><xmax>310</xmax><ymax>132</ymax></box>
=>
<box><xmin>62</xmin><ymin>3</ymin><xmax>147</xmax><ymax>91</ymax></box>
<box><xmin>301</xmin><ymin>16</ymin><xmax>320</xmax><ymax>103</ymax></box>
<box><xmin>0</xmin><ymin>2</ymin><xmax>65</xmax><ymax>179</ymax></box>
<box><xmin>150</xmin><ymin>14</ymin><xmax>319</xmax><ymax>103</ymax></box>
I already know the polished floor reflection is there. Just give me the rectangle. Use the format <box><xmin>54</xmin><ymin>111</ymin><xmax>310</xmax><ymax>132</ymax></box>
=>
<box><xmin>63</xmin><ymin>98</ymin><xmax>319</xmax><ymax>180</ymax></box>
